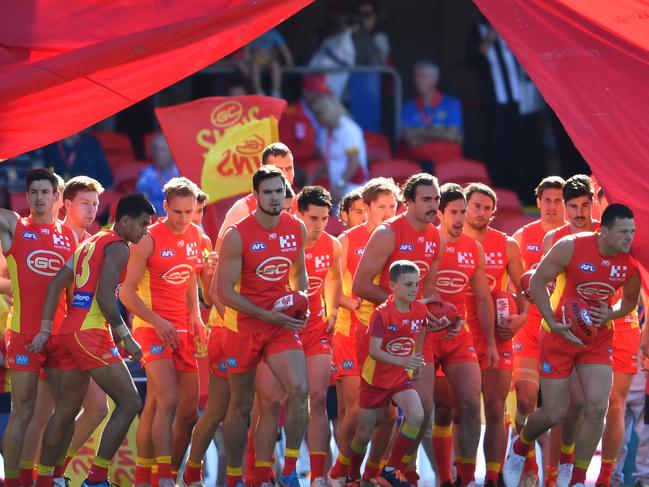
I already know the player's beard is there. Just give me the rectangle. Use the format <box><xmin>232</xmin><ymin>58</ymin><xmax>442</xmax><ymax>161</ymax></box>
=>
<box><xmin>259</xmin><ymin>201</ymin><xmax>282</xmax><ymax>216</ymax></box>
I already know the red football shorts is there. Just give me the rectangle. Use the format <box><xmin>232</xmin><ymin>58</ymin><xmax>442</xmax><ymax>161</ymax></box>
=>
<box><xmin>57</xmin><ymin>329</ymin><xmax>122</xmax><ymax>371</ymax></box>
<box><xmin>429</xmin><ymin>326</ymin><xmax>478</xmax><ymax>370</ymax></box>
<box><xmin>207</xmin><ymin>326</ymin><xmax>228</xmax><ymax>379</ymax></box>
<box><xmin>359</xmin><ymin>378</ymin><xmax>415</xmax><ymax>409</ymax></box>
<box><xmin>355</xmin><ymin>322</ymin><xmax>370</xmax><ymax>371</ymax></box>
<box><xmin>539</xmin><ymin>327</ymin><xmax>613</xmax><ymax>379</ymax></box>
<box><xmin>332</xmin><ymin>332</ymin><xmax>359</xmax><ymax>378</ymax></box>
<box><xmin>473</xmin><ymin>336</ymin><xmax>513</xmax><ymax>371</ymax></box>
<box><xmin>5</xmin><ymin>330</ymin><xmax>48</xmax><ymax>372</ymax></box>
<box><xmin>300</xmin><ymin>316</ymin><xmax>332</xmax><ymax>357</ymax></box>
<box><xmin>222</xmin><ymin>323</ymin><xmax>303</xmax><ymax>374</ymax></box>
<box><xmin>612</xmin><ymin>326</ymin><xmax>640</xmax><ymax>374</ymax></box>
<box><xmin>134</xmin><ymin>327</ymin><xmax>198</xmax><ymax>372</ymax></box>
<box><xmin>513</xmin><ymin>312</ymin><xmax>543</xmax><ymax>359</ymax></box>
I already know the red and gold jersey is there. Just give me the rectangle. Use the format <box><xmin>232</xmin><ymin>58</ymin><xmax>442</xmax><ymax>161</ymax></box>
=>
<box><xmin>60</xmin><ymin>230</ymin><xmax>126</xmax><ymax>334</ymax></box>
<box><xmin>6</xmin><ymin>216</ymin><xmax>76</xmax><ymax>336</ymax></box>
<box><xmin>519</xmin><ymin>220</ymin><xmax>546</xmax><ymax>271</ymax></box>
<box><xmin>552</xmin><ymin>221</ymin><xmax>601</xmax><ymax>246</ymax></box>
<box><xmin>378</xmin><ymin>214</ymin><xmax>441</xmax><ymax>298</ymax></box>
<box><xmin>434</xmin><ymin>233</ymin><xmax>479</xmax><ymax>320</ymax></box>
<box><xmin>305</xmin><ymin>232</ymin><xmax>335</xmax><ymax>323</ymax></box>
<box><xmin>544</xmin><ymin>232</ymin><xmax>635</xmax><ymax>331</ymax></box>
<box><xmin>362</xmin><ymin>296</ymin><xmax>427</xmax><ymax>389</ymax></box>
<box><xmin>337</xmin><ymin>224</ymin><xmax>373</xmax><ymax>333</ymax></box>
<box><xmin>132</xmin><ymin>220</ymin><xmax>202</xmax><ymax>332</ymax></box>
<box><xmin>223</xmin><ymin>212</ymin><xmax>303</xmax><ymax>332</ymax></box>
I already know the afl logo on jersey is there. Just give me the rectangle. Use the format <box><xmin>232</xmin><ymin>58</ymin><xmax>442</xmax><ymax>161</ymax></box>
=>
<box><xmin>385</xmin><ymin>337</ymin><xmax>415</xmax><ymax>356</ymax></box>
<box><xmin>579</xmin><ymin>263</ymin><xmax>596</xmax><ymax>273</ymax></box>
<box><xmin>435</xmin><ymin>270</ymin><xmax>468</xmax><ymax>294</ymax></box>
<box><xmin>256</xmin><ymin>256</ymin><xmax>292</xmax><ymax>282</ymax></box>
<box><xmin>27</xmin><ymin>250</ymin><xmax>65</xmax><ymax>277</ymax></box>
<box><xmin>399</xmin><ymin>244</ymin><xmax>414</xmax><ymax>252</ymax></box>
<box><xmin>22</xmin><ymin>231</ymin><xmax>38</xmax><ymax>241</ymax></box>
<box><xmin>161</xmin><ymin>249</ymin><xmax>175</xmax><ymax>258</ymax></box>
<box><xmin>526</xmin><ymin>244</ymin><xmax>541</xmax><ymax>253</ymax></box>
<box><xmin>161</xmin><ymin>264</ymin><xmax>193</xmax><ymax>285</ymax></box>
<box><xmin>251</xmin><ymin>242</ymin><xmax>266</xmax><ymax>252</ymax></box>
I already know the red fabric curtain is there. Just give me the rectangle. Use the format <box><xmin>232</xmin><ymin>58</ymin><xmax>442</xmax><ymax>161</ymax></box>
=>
<box><xmin>475</xmin><ymin>0</ymin><xmax>649</xmax><ymax>285</ymax></box>
<box><xmin>0</xmin><ymin>0</ymin><xmax>311</xmax><ymax>159</ymax></box>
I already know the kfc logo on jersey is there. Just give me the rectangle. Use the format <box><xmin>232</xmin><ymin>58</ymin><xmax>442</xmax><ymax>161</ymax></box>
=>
<box><xmin>435</xmin><ymin>270</ymin><xmax>469</xmax><ymax>294</ymax></box>
<box><xmin>27</xmin><ymin>250</ymin><xmax>65</xmax><ymax>277</ymax></box>
<box><xmin>526</xmin><ymin>244</ymin><xmax>541</xmax><ymax>253</ymax></box>
<box><xmin>610</xmin><ymin>265</ymin><xmax>628</xmax><ymax>280</ymax></box>
<box><xmin>579</xmin><ymin>263</ymin><xmax>596</xmax><ymax>273</ymax></box>
<box><xmin>576</xmin><ymin>281</ymin><xmax>616</xmax><ymax>301</ymax></box>
<box><xmin>161</xmin><ymin>264</ymin><xmax>193</xmax><ymax>285</ymax></box>
<box><xmin>256</xmin><ymin>256</ymin><xmax>292</xmax><ymax>282</ymax></box>
<box><xmin>161</xmin><ymin>249</ymin><xmax>175</xmax><ymax>258</ymax></box>
<box><xmin>52</xmin><ymin>233</ymin><xmax>71</xmax><ymax>250</ymax></box>
<box><xmin>22</xmin><ymin>231</ymin><xmax>38</xmax><ymax>240</ymax></box>
<box><xmin>485</xmin><ymin>252</ymin><xmax>503</xmax><ymax>266</ymax></box>
<box><xmin>280</xmin><ymin>234</ymin><xmax>297</xmax><ymax>251</ymax></box>
<box><xmin>457</xmin><ymin>251</ymin><xmax>475</xmax><ymax>266</ymax></box>
<box><xmin>251</xmin><ymin>242</ymin><xmax>266</xmax><ymax>252</ymax></box>
<box><xmin>386</xmin><ymin>337</ymin><xmax>415</xmax><ymax>356</ymax></box>
<box><xmin>399</xmin><ymin>243</ymin><xmax>414</xmax><ymax>252</ymax></box>
<box><xmin>315</xmin><ymin>255</ymin><xmax>331</xmax><ymax>269</ymax></box>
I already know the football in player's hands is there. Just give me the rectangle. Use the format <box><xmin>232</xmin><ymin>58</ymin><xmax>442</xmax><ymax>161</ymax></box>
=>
<box><xmin>426</xmin><ymin>301</ymin><xmax>458</xmax><ymax>332</ymax></box>
<box><xmin>520</xmin><ymin>270</ymin><xmax>535</xmax><ymax>299</ymax></box>
<box><xmin>556</xmin><ymin>296</ymin><xmax>597</xmax><ymax>345</ymax></box>
<box><xmin>273</xmin><ymin>291</ymin><xmax>309</xmax><ymax>320</ymax></box>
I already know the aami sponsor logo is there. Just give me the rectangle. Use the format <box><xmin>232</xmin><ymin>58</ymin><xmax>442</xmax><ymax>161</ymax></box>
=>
<box><xmin>27</xmin><ymin>250</ymin><xmax>65</xmax><ymax>277</ymax></box>
<box><xmin>161</xmin><ymin>264</ymin><xmax>193</xmax><ymax>285</ymax></box>
<box><xmin>579</xmin><ymin>263</ymin><xmax>596</xmax><ymax>273</ymax></box>
<box><xmin>22</xmin><ymin>231</ymin><xmax>38</xmax><ymax>241</ymax></box>
<box><xmin>256</xmin><ymin>256</ymin><xmax>292</xmax><ymax>282</ymax></box>
<box><xmin>161</xmin><ymin>249</ymin><xmax>175</xmax><ymax>258</ymax></box>
<box><xmin>435</xmin><ymin>270</ymin><xmax>469</xmax><ymax>294</ymax></box>
<box><xmin>576</xmin><ymin>281</ymin><xmax>616</xmax><ymax>301</ymax></box>
<box><xmin>72</xmin><ymin>291</ymin><xmax>94</xmax><ymax>309</ymax></box>
<box><xmin>251</xmin><ymin>241</ymin><xmax>266</xmax><ymax>252</ymax></box>
<box><xmin>385</xmin><ymin>337</ymin><xmax>415</xmax><ymax>356</ymax></box>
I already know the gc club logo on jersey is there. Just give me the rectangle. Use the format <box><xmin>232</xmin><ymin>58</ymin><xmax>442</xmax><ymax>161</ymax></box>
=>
<box><xmin>256</xmin><ymin>256</ymin><xmax>292</xmax><ymax>282</ymax></box>
<box><xmin>399</xmin><ymin>243</ymin><xmax>414</xmax><ymax>252</ymax></box>
<box><xmin>251</xmin><ymin>241</ymin><xmax>266</xmax><ymax>252</ymax></box>
<box><xmin>279</xmin><ymin>234</ymin><xmax>297</xmax><ymax>252</ymax></box>
<box><xmin>579</xmin><ymin>263</ymin><xmax>596</xmax><ymax>273</ymax></box>
<box><xmin>27</xmin><ymin>250</ymin><xmax>66</xmax><ymax>277</ymax></box>
<box><xmin>22</xmin><ymin>231</ymin><xmax>38</xmax><ymax>241</ymax></box>
<box><xmin>52</xmin><ymin>233</ymin><xmax>71</xmax><ymax>250</ymax></box>
<box><xmin>576</xmin><ymin>281</ymin><xmax>616</xmax><ymax>301</ymax></box>
<box><xmin>161</xmin><ymin>249</ymin><xmax>175</xmax><ymax>258</ymax></box>
<box><xmin>161</xmin><ymin>264</ymin><xmax>193</xmax><ymax>285</ymax></box>
<box><xmin>72</xmin><ymin>291</ymin><xmax>94</xmax><ymax>309</ymax></box>
<box><xmin>386</xmin><ymin>337</ymin><xmax>415</xmax><ymax>356</ymax></box>
<box><xmin>413</xmin><ymin>260</ymin><xmax>430</xmax><ymax>280</ymax></box>
<box><xmin>435</xmin><ymin>270</ymin><xmax>468</xmax><ymax>294</ymax></box>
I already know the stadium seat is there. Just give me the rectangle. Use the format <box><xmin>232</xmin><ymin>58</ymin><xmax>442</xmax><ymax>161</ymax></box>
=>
<box><xmin>364</xmin><ymin>131</ymin><xmax>392</xmax><ymax>163</ymax></box>
<box><xmin>493</xmin><ymin>187</ymin><xmax>522</xmax><ymax>211</ymax></box>
<box><xmin>93</xmin><ymin>131</ymin><xmax>134</xmax><ymax>158</ymax></box>
<box><xmin>436</xmin><ymin>158</ymin><xmax>491</xmax><ymax>186</ymax></box>
<box><xmin>369</xmin><ymin>159</ymin><xmax>421</xmax><ymax>184</ymax></box>
<box><xmin>113</xmin><ymin>161</ymin><xmax>148</xmax><ymax>193</ymax></box>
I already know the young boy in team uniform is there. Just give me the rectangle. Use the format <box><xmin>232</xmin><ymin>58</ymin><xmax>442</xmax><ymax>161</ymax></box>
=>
<box><xmin>347</xmin><ymin>260</ymin><xmax>427</xmax><ymax>487</ymax></box>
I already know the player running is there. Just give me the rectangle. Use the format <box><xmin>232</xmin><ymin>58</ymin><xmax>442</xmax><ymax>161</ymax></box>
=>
<box><xmin>503</xmin><ymin>203</ymin><xmax>641</xmax><ymax>487</ymax></box>
<box><xmin>28</xmin><ymin>193</ymin><xmax>154</xmax><ymax>487</ymax></box>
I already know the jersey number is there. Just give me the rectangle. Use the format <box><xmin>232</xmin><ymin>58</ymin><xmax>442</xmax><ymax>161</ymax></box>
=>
<box><xmin>75</xmin><ymin>242</ymin><xmax>96</xmax><ymax>288</ymax></box>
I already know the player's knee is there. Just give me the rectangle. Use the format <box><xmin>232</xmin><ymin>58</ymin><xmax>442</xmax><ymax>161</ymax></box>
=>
<box><xmin>434</xmin><ymin>404</ymin><xmax>453</xmax><ymax>425</ymax></box>
<box><xmin>517</xmin><ymin>396</ymin><xmax>536</xmax><ymax>416</ymax></box>
<box><xmin>484</xmin><ymin>400</ymin><xmax>505</xmax><ymax>424</ymax></box>
<box><xmin>584</xmin><ymin>399</ymin><xmax>608</xmax><ymax>419</ymax></box>
<box><xmin>356</xmin><ymin>422</ymin><xmax>374</xmax><ymax>443</ymax></box>
<box><xmin>87</xmin><ymin>400</ymin><xmax>109</xmax><ymax>424</ymax></box>
<box><xmin>308</xmin><ymin>387</ymin><xmax>327</xmax><ymax>410</ymax></box>
<box><xmin>230</xmin><ymin>389</ymin><xmax>255</xmax><ymax>415</ymax></box>
<box><xmin>459</xmin><ymin>396</ymin><xmax>480</xmax><ymax>423</ymax></box>
<box><xmin>543</xmin><ymin>405</ymin><xmax>568</xmax><ymax>426</ymax></box>
<box><xmin>11</xmin><ymin>402</ymin><xmax>36</xmax><ymax>426</ymax></box>
<box><xmin>119</xmin><ymin>391</ymin><xmax>143</xmax><ymax>419</ymax></box>
<box><xmin>155</xmin><ymin>388</ymin><xmax>179</xmax><ymax>412</ymax></box>
<box><xmin>606</xmin><ymin>398</ymin><xmax>624</xmax><ymax>419</ymax></box>
<box><xmin>288</xmin><ymin>380</ymin><xmax>308</xmax><ymax>404</ymax></box>
<box><xmin>406</xmin><ymin>408</ymin><xmax>425</xmax><ymax>428</ymax></box>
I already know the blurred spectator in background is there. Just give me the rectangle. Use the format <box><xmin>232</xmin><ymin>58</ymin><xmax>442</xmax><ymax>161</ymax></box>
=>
<box><xmin>352</xmin><ymin>0</ymin><xmax>390</xmax><ymax>65</ymax></box>
<box><xmin>308</xmin><ymin>95</ymin><xmax>368</xmax><ymax>200</ymax></box>
<box><xmin>401</xmin><ymin>60</ymin><xmax>463</xmax><ymax>173</ymax></box>
<box><xmin>42</xmin><ymin>131</ymin><xmax>113</xmax><ymax>189</ymax></box>
<box><xmin>245</xmin><ymin>28</ymin><xmax>294</xmax><ymax>98</ymax></box>
<box><xmin>135</xmin><ymin>133</ymin><xmax>179</xmax><ymax>215</ymax></box>
<box><xmin>226</xmin><ymin>77</ymin><xmax>252</xmax><ymax>97</ymax></box>
<box><xmin>309</xmin><ymin>2</ymin><xmax>355</xmax><ymax>99</ymax></box>
<box><xmin>0</xmin><ymin>149</ymin><xmax>46</xmax><ymax>194</ymax></box>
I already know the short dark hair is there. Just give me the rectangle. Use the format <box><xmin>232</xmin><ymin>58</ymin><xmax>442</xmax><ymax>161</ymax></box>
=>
<box><xmin>601</xmin><ymin>203</ymin><xmax>633</xmax><ymax>229</ymax></box>
<box><xmin>196</xmin><ymin>188</ymin><xmax>209</xmax><ymax>204</ymax></box>
<box><xmin>63</xmin><ymin>176</ymin><xmax>105</xmax><ymax>202</ymax></box>
<box><xmin>26</xmin><ymin>168</ymin><xmax>58</xmax><ymax>192</ymax></box>
<box><xmin>261</xmin><ymin>142</ymin><xmax>292</xmax><ymax>164</ymax></box>
<box><xmin>389</xmin><ymin>260</ymin><xmax>420</xmax><ymax>282</ymax></box>
<box><xmin>402</xmin><ymin>173</ymin><xmax>439</xmax><ymax>203</ymax></box>
<box><xmin>115</xmin><ymin>193</ymin><xmax>155</xmax><ymax>221</ymax></box>
<box><xmin>562</xmin><ymin>174</ymin><xmax>593</xmax><ymax>202</ymax></box>
<box><xmin>285</xmin><ymin>185</ymin><xmax>295</xmax><ymax>199</ymax></box>
<box><xmin>361</xmin><ymin>177</ymin><xmax>400</xmax><ymax>205</ymax></box>
<box><xmin>597</xmin><ymin>187</ymin><xmax>604</xmax><ymax>202</ymax></box>
<box><xmin>439</xmin><ymin>183</ymin><xmax>466</xmax><ymax>213</ymax></box>
<box><xmin>535</xmin><ymin>176</ymin><xmax>565</xmax><ymax>198</ymax></box>
<box><xmin>465</xmin><ymin>182</ymin><xmax>497</xmax><ymax>208</ymax></box>
<box><xmin>339</xmin><ymin>189</ymin><xmax>362</xmax><ymax>218</ymax></box>
<box><xmin>297</xmin><ymin>186</ymin><xmax>332</xmax><ymax>213</ymax></box>
<box><xmin>252</xmin><ymin>165</ymin><xmax>285</xmax><ymax>192</ymax></box>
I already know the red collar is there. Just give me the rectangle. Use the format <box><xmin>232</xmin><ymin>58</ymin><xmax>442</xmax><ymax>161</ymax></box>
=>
<box><xmin>415</xmin><ymin>91</ymin><xmax>443</xmax><ymax>110</ymax></box>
